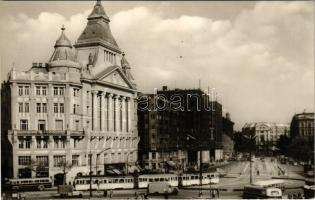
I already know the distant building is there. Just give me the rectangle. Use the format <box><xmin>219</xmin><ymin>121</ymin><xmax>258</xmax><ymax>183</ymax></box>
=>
<box><xmin>222</xmin><ymin>113</ymin><xmax>234</xmax><ymax>158</ymax></box>
<box><xmin>242</xmin><ymin>122</ymin><xmax>290</xmax><ymax>148</ymax></box>
<box><xmin>138</xmin><ymin>86</ymin><xmax>226</xmax><ymax>171</ymax></box>
<box><xmin>1</xmin><ymin>1</ymin><xmax>138</xmax><ymax>185</ymax></box>
<box><xmin>290</xmin><ymin>112</ymin><xmax>314</xmax><ymax>140</ymax></box>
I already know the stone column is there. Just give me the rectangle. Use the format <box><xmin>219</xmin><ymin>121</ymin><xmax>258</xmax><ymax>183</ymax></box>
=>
<box><xmin>65</xmin><ymin>84</ymin><xmax>71</xmax><ymax>130</ymax></box>
<box><xmin>101</xmin><ymin>92</ymin><xmax>107</xmax><ymax>131</ymax></box>
<box><xmin>121</xmin><ymin>97</ymin><xmax>126</xmax><ymax>133</ymax></box>
<box><xmin>92</xmin><ymin>91</ymin><xmax>98</xmax><ymax>131</ymax></box>
<box><xmin>114</xmin><ymin>95</ymin><xmax>120</xmax><ymax>132</ymax></box>
<box><xmin>107</xmin><ymin>94</ymin><xmax>113</xmax><ymax>131</ymax></box>
<box><xmin>126</xmin><ymin>98</ymin><xmax>131</xmax><ymax>133</ymax></box>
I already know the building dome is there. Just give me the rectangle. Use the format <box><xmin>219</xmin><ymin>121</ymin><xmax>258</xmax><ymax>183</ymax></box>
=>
<box><xmin>48</xmin><ymin>26</ymin><xmax>81</xmax><ymax>69</ymax></box>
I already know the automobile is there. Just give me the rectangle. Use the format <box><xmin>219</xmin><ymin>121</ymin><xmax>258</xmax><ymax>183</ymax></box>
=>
<box><xmin>147</xmin><ymin>182</ymin><xmax>178</xmax><ymax>195</ymax></box>
<box><xmin>293</xmin><ymin>162</ymin><xmax>298</xmax><ymax>166</ymax></box>
<box><xmin>58</xmin><ymin>185</ymin><xmax>83</xmax><ymax>198</ymax></box>
<box><xmin>306</xmin><ymin>170</ymin><xmax>314</xmax><ymax>178</ymax></box>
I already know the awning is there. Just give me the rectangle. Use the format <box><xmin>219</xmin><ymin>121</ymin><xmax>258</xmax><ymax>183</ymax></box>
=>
<box><xmin>166</xmin><ymin>161</ymin><xmax>176</xmax><ymax>167</ymax></box>
<box><xmin>112</xmin><ymin>169</ymin><xmax>122</xmax><ymax>175</ymax></box>
<box><xmin>106</xmin><ymin>170</ymin><xmax>115</xmax><ymax>175</ymax></box>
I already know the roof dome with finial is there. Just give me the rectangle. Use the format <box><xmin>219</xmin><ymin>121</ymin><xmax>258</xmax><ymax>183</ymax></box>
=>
<box><xmin>54</xmin><ymin>25</ymin><xmax>72</xmax><ymax>48</ymax></box>
<box><xmin>48</xmin><ymin>25</ymin><xmax>80</xmax><ymax>69</ymax></box>
<box><xmin>88</xmin><ymin>0</ymin><xmax>110</xmax><ymax>21</ymax></box>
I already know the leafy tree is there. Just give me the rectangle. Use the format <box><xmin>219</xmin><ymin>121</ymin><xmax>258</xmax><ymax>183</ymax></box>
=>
<box><xmin>276</xmin><ymin>135</ymin><xmax>290</xmax><ymax>155</ymax></box>
<box><xmin>288</xmin><ymin>136</ymin><xmax>314</xmax><ymax>162</ymax></box>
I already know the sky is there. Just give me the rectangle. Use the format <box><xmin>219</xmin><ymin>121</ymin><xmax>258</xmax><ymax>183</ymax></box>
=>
<box><xmin>0</xmin><ymin>1</ymin><xmax>314</xmax><ymax>130</ymax></box>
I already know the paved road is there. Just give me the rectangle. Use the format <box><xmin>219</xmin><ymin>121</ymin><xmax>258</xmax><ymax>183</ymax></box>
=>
<box><xmin>6</xmin><ymin>157</ymin><xmax>306</xmax><ymax>199</ymax></box>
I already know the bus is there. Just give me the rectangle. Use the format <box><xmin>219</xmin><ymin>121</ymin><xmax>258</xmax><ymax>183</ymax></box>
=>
<box><xmin>243</xmin><ymin>185</ymin><xmax>282</xmax><ymax>199</ymax></box>
<box><xmin>5</xmin><ymin>177</ymin><xmax>53</xmax><ymax>191</ymax></box>
<box><xmin>253</xmin><ymin>179</ymin><xmax>285</xmax><ymax>191</ymax></box>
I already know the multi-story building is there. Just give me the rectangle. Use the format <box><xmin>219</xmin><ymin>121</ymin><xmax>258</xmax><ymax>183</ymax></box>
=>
<box><xmin>1</xmin><ymin>1</ymin><xmax>138</xmax><ymax>185</ymax></box>
<box><xmin>138</xmin><ymin>86</ymin><xmax>225</xmax><ymax>171</ymax></box>
<box><xmin>290</xmin><ymin>112</ymin><xmax>314</xmax><ymax>140</ymax></box>
<box><xmin>222</xmin><ymin>113</ymin><xmax>234</xmax><ymax>158</ymax></box>
<box><xmin>242</xmin><ymin>122</ymin><xmax>290</xmax><ymax>148</ymax></box>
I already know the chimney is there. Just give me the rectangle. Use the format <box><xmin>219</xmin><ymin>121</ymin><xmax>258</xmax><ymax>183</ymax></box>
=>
<box><xmin>226</xmin><ymin>112</ymin><xmax>230</xmax><ymax>120</ymax></box>
<box><xmin>32</xmin><ymin>63</ymin><xmax>38</xmax><ymax>68</ymax></box>
<box><xmin>162</xmin><ymin>86</ymin><xmax>167</xmax><ymax>91</ymax></box>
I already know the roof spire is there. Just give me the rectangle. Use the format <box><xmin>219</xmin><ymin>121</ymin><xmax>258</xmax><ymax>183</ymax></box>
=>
<box><xmin>96</xmin><ymin>0</ymin><xmax>101</xmax><ymax>6</ymax></box>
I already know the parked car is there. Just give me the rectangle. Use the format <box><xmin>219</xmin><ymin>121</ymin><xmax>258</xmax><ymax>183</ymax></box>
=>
<box><xmin>147</xmin><ymin>182</ymin><xmax>178</xmax><ymax>195</ymax></box>
<box><xmin>58</xmin><ymin>185</ymin><xmax>83</xmax><ymax>198</ymax></box>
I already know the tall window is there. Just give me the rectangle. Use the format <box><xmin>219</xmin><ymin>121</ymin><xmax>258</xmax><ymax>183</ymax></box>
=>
<box><xmin>24</xmin><ymin>103</ymin><xmax>29</xmax><ymax>113</ymax></box>
<box><xmin>75</xmin><ymin>120</ymin><xmax>80</xmax><ymax>131</ymax></box>
<box><xmin>73</xmin><ymin>88</ymin><xmax>79</xmax><ymax>97</ymax></box>
<box><xmin>60</xmin><ymin>103</ymin><xmax>64</xmax><ymax>113</ymax></box>
<box><xmin>24</xmin><ymin>86</ymin><xmax>30</xmax><ymax>95</ymax></box>
<box><xmin>72</xmin><ymin>155</ymin><xmax>79</xmax><ymax>166</ymax></box>
<box><xmin>38</xmin><ymin>120</ymin><xmax>46</xmax><ymax>132</ymax></box>
<box><xmin>59</xmin><ymin>88</ymin><xmax>64</xmax><ymax>95</ymax></box>
<box><xmin>54</xmin><ymin>103</ymin><xmax>58</xmax><ymax>113</ymax></box>
<box><xmin>53</xmin><ymin>87</ymin><xmax>58</xmax><ymax>96</ymax></box>
<box><xmin>19</xmin><ymin>103</ymin><xmax>23</xmax><ymax>113</ymax></box>
<box><xmin>20</xmin><ymin>120</ymin><xmax>28</xmax><ymax>130</ymax></box>
<box><xmin>18</xmin><ymin>138</ymin><xmax>24</xmax><ymax>149</ymax></box>
<box><xmin>36</xmin><ymin>156</ymin><xmax>49</xmax><ymax>166</ymax></box>
<box><xmin>36</xmin><ymin>103</ymin><xmax>41</xmax><ymax>113</ymax></box>
<box><xmin>42</xmin><ymin>87</ymin><xmax>47</xmax><ymax>96</ymax></box>
<box><xmin>25</xmin><ymin>138</ymin><xmax>31</xmax><ymax>149</ymax></box>
<box><xmin>36</xmin><ymin>86</ymin><xmax>41</xmax><ymax>95</ymax></box>
<box><xmin>42</xmin><ymin>103</ymin><xmax>47</xmax><ymax>113</ymax></box>
<box><xmin>54</xmin><ymin>155</ymin><xmax>65</xmax><ymax>167</ymax></box>
<box><xmin>18</xmin><ymin>86</ymin><xmax>23</xmax><ymax>96</ymax></box>
<box><xmin>18</xmin><ymin>156</ymin><xmax>31</xmax><ymax>165</ymax></box>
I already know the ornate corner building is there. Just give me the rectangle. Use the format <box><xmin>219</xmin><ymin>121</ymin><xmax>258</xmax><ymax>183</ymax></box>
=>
<box><xmin>1</xmin><ymin>1</ymin><xmax>139</xmax><ymax>184</ymax></box>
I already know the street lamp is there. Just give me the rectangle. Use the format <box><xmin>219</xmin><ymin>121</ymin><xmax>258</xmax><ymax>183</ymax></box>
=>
<box><xmin>89</xmin><ymin>147</ymin><xmax>111</xmax><ymax>197</ymax></box>
<box><xmin>186</xmin><ymin>134</ymin><xmax>203</xmax><ymax>197</ymax></box>
<box><xmin>243</xmin><ymin>134</ymin><xmax>256</xmax><ymax>184</ymax></box>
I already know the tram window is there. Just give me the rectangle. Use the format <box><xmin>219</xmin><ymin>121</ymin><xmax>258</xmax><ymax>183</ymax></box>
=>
<box><xmin>119</xmin><ymin>179</ymin><xmax>124</xmax><ymax>183</ymax></box>
<box><xmin>154</xmin><ymin>178</ymin><xmax>159</xmax><ymax>182</ymax></box>
<box><xmin>104</xmin><ymin>179</ymin><xmax>107</xmax><ymax>184</ymax></box>
<box><xmin>149</xmin><ymin>178</ymin><xmax>153</xmax><ymax>182</ymax></box>
<box><xmin>86</xmin><ymin>180</ymin><xmax>91</xmax><ymax>184</ymax></box>
<box><xmin>139</xmin><ymin>178</ymin><xmax>142</xmax><ymax>182</ymax></box>
<box><xmin>159</xmin><ymin>178</ymin><xmax>164</xmax><ymax>181</ymax></box>
<box><xmin>175</xmin><ymin>177</ymin><xmax>178</xmax><ymax>180</ymax></box>
<box><xmin>195</xmin><ymin>176</ymin><xmax>198</xmax><ymax>179</ymax></box>
<box><xmin>114</xmin><ymin>179</ymin><xmax>118</xmax><ymax>183</ymax></box>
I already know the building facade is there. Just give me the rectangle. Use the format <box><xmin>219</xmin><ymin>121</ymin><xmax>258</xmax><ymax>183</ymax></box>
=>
<box><xmin>1</xmin><ymin>1</ymin><xmax>138</xmax><ymax>184</ymax></box>
<box><xmin>242</xmin><ymin>122</ymin><xmax>290</xmax><ymax>148</ymax></box>
<box><xmin>222</xmin><ymin>113</ymin><xmax>234</xmax><ymax>158</ymax></box>
<box><xmin>290</xmin><ymin>112</ymin><xmax>314</xmax><ymax>140</ymax></box>
<box><xmin>138</xmin><ymin>87</ymin><xmax>225</xmax><ymax>171</ymax></box>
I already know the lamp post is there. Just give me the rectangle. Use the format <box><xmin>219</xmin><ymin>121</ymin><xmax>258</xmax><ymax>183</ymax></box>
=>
<box><xmin>89</xmin><ymin>147</ymin><xmax>111</xmax><ymax>197</ymax></box>
<box><xmin>186</xmin><ymin>134</ymin><xmax>203</xmax><ymax>197</ymax></box>
<box><xmin>244</xmin><ymin>134</ymin><xmax>256</xmax><ymax>184</ymax></box>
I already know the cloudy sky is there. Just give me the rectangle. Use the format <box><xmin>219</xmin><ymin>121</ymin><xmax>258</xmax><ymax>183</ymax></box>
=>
<box><xmin>0</xmin><ymin>1</ymin><xmax>313</xmax><ymax>130</ymax></box>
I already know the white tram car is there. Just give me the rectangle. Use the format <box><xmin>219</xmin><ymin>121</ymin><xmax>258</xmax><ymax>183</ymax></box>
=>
<box><xmin>74</xmin><ymin>176</ymin><xmax>134</xmax><ymax>191</ymax></box>
<box><xmin>180</xmin><ymin>172</ymin><xmax>219</xmax><ymax>186</ymax></box>
<box><xmin>73</xmin><ymin>172</ymin><xmax>219</xmax><ymax>191</ymax></box>
<box><xmin>138</xmin><ymin>174</ymin><xmax>178</xmax><ymax>188</ymax></box>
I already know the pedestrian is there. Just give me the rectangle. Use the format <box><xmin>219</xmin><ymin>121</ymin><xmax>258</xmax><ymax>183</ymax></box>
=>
<box><xmin>293</xmin><ymin>193</ymin><xmax>297</xmax><ymax>199</ymax></box>
<box><xmin>135</xmin><ymin>191</ymin><xmax>139</xmax><ymax>200</ymax></box>
<box><xmin>288</xmin><ymin>193</ymin><xmax>292</xmax><ymax>199</ymax></box>
<box><xmin>103</xmin><ymin>190</ymin><xmax>107</xmax><ymax>197</ymax></box>
<box><xmin>298</xmin><ymin>192</ymin><xmax>302</xmax><ymax>199</ymax></box>
<box><xmin>212</xmin><ymin>191</ymin><xmax>215</xmax><ymax>199</ymax></box>
<box><xmin>109</xmin><ymin>189</ymin><xmax>113</xmax><ymax>198</ymax></box>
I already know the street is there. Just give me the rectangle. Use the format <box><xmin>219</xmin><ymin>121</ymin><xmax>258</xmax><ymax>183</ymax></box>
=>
<box><xmin>8</xmin><ymin>157</ymin><xmax>307</xmax><ymax>199</ymax></box>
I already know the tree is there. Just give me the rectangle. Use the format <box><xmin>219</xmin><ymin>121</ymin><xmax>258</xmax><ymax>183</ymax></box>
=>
<box><xmin>288</xmin><ymin>136</ymin><xmax>314</xmax><ymax>162</ymax></box>
<box><xmin>276</xmin><ymin>135</ymin><xmax>290</xmax><ymax>155</ymax></box>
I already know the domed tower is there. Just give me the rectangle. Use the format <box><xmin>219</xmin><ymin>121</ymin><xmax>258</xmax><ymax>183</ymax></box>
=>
<box><xmin>48</xmin><ymin>25</ymin><xmax>81</xmax><ymax>73</ymax></box>
<box><xmin>74</xmin><ymin>0</ymin><xmax>122</xmax><ymax>76</ymax></box>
